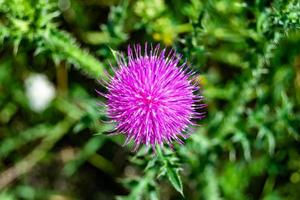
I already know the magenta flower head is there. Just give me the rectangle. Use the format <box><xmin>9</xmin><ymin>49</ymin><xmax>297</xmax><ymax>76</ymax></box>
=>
<box><xmin>98</xmin><ymin>44</ymin><xmax>205</xmax><ymax>150</ymax></box>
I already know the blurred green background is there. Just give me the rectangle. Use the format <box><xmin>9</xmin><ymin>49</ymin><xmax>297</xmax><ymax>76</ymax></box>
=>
<box><xmin>0</xmin><ymin>0</ymin><xmax>300</xmax><ymax>199</ymax></box>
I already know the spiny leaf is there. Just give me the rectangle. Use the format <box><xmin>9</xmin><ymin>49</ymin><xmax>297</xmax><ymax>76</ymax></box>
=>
<box><xmin>108</xmin><ymin>46</ymin><xmax>121</xmax><ymax>60</ymax></box>
<box><xmin>157</xmin><ymin>147</ymin><xmax>184</xmax><ymax>196</ymax></box>
<box><xmin>166</xmin><ymin>164</ymin><xmax>184</xmax><ymax>196</ymax></box>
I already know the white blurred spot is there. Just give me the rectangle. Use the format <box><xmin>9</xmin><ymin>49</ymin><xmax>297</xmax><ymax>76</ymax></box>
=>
<box><xmin>25</xmin><ymin>74</ymin><xmax>56</xmax><ymax>113</ymax></box>
<box><xmin>124</xmin><ymin>166</ymin><xmax>137</xmax><ymax>177</ymax></box>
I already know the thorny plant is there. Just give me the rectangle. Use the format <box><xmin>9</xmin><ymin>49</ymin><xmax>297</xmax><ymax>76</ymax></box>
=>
<box><xmin>0</xmin><ymin>0</ymin><xmax>300</xmax><ymax>200</ymax></box>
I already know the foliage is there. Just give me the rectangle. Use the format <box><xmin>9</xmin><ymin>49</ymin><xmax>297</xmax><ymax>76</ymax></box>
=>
<box><xmin>0</xmin><ymin>0</ymin><xmax>300</xmax><ymax>199</ymax></box>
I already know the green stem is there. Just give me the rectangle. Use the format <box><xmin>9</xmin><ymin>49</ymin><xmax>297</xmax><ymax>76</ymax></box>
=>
<box><xmin>0</xmin><ymin>117</ymin><xmax>77</xmax><ymax>190</ymax></box>
<box><xmin>42</xmin><ymin>28</ymin><xmax>107</xmax><ymax>79</ymax></box>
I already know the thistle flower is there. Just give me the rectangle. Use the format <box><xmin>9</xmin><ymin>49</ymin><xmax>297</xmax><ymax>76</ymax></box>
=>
<box><xmin>98</xmin><ymin>44</ymin><xmax>204</xmax><ymax>150</ymax></box>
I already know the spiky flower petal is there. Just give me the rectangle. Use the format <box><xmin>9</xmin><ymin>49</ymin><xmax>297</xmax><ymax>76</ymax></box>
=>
<box><xmin>99</xmin><ymin>44</ymin><xmax>204</xmax><ymax>150</ymax></box>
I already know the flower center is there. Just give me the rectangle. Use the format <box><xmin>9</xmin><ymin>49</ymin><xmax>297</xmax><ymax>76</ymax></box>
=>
<box><xmin>141</xmin><ymin>94</ymin><xmax>159</xmax><ymax>110</ymax></box>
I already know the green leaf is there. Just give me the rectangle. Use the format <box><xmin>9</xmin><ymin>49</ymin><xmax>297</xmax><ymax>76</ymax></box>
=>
<box><xmin>166</xmin><ymin>164</ymin><xmax>184</xmax><ymax>196</ymax></box>
<box><xmin>203</xmin><ymin>166</ymin><xmax>221</xmax><ymax>200</ymax></box>
<box><xmin>117</xmin><ymin>170</ymin><xmax>156</xmax><ymax>200</ymax></box>
<box><xmin>157</xmin><ymin>147</ymin><xmax>184</xmax><ymax>196</ymax></box>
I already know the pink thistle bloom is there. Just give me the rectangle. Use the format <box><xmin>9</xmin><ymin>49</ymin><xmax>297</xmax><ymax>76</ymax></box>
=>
<box><xmin>98</xmin><ymin>44</ymin><xmax>205</xmax><ymax>150</ymax></box>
